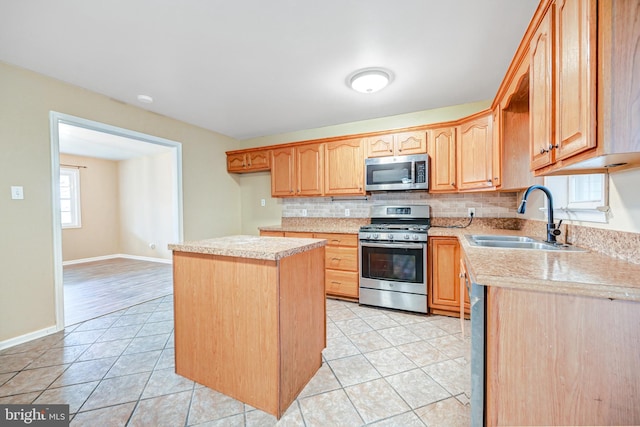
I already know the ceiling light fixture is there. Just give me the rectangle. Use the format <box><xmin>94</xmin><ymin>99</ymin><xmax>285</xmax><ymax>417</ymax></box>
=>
<box><xmin>137</xmin><ymin>94</ymin><xmax>153</xmax><ymax>104</ymax></box>
<box><xmin>348</xmin><ymin>68</ymin><xmax>392</xmax><ymax>94</ymax></box>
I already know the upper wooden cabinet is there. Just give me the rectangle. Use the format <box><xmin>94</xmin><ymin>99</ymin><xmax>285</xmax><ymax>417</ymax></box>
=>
<box><xmin>271</xmin><ymin>144</ymin><xmax>323</xmax><ymax>197</ymax></box>
<box><xmin>530</xmin><ymin>0</ymin><xmax>597</xmax><ymax>172</ymax></box>
<box><xmin>428</xmin><ymin>126</ymin><xmax>457</xmax><ymax>192</ymax></box>
<box><xmin>324</xmin><ymin>139</ymin><xmax>365</xmax><ymax>196</ymax></box>
<box><xmin>365</xmin><ymin>131</ymin><xmax>427</xmax><ymax>158</ymax></box>
<box><xmin>457</xmin><ymin>112</ymin><xmax>496</xmax><ymax>191</ymax></box>
<box><xmin>227</xmin><ymin>149</ymin><xmax>271</xmax><ymax>173</ymax></box>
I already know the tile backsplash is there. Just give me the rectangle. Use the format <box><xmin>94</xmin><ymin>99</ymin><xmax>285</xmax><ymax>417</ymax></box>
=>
<box><xmin>282</xmin><ymin>191</ymin><xmax>519</xmax><ymax>218</ymax></box>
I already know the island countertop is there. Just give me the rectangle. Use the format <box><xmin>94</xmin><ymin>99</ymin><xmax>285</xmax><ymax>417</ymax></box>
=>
<box><xmin>168</xmin><ymin>235</ymin><xmax>326</xmax><ymax>261</ymax></box>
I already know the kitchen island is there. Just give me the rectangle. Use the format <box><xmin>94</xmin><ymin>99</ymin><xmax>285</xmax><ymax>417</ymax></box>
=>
<box><xmin>168</xmin><ymin>235</ymin><xmax>326</xmax><ymax>419</ymax></box>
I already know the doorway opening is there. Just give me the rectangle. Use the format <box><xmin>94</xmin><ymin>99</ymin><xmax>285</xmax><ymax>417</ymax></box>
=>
<box><xmin>50</xmin><ymin>112</ymin><xmax>183</xmax><ymax>329</ymax></box>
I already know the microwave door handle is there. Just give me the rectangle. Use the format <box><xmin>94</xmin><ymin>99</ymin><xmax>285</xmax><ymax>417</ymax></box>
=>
<box><xmin>411</xmin><ymin>161</ymin><xmax>416</xmax><ymax>184</ymax></box>
<box><xmin>360</xmin><ymin>242</ymin><xmax>425</xmax><ymax>250</ymax></box>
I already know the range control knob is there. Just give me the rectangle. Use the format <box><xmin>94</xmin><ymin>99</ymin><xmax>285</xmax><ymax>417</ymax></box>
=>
<box><xmin>373</xmin><ymin>233</ymin><xmax>379</xmax><ymax>239</ymax></box>
<box><xmin>387</xmin><ymin>233</ymin><xmax>394</xmax><ymax>240</ymax></box>
<box><xmin>404</xmin><ymin>234</ymin><xmax>410</xmax><ymax>240</ymax></box>
<box><xmin>412</xmin><ymin>234</ymin><xmax>420</xmax><ymax>241</ymax></box>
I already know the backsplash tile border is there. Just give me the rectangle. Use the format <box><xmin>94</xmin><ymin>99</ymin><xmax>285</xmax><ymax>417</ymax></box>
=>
<box><xmin>281</xmin><ymin>191</ymin><xmax>519</xmax><ymax>219</ymax></box>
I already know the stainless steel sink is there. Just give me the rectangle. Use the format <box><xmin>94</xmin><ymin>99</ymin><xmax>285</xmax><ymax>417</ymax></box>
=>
<box><xmin>465</xmin><ymin>235</ymin><xmax>586</xmax><ymax>252</ymax></box>
<box><xmin>468</xmin><ymin>235</ymin><xmax>537</xmax><ymax>243</ymax></box>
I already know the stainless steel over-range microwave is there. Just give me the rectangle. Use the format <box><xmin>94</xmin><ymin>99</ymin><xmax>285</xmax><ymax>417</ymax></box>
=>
<box><xmin>364</xmin><ymin>154</ymin><xmax>429</xmax><ymax>191</ymax></box>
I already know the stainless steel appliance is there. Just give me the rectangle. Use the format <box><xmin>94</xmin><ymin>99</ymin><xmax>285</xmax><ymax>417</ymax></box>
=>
<box><xmin>364</xmin><ymin>154</ymin><xmax>429</xmax><ymax>192</ymax></box>
<box><xmin>461</xmin><ymin>258</ymin><xmax>485</xmax><ymax>427</ymax></box>
<box><xmin>358</xmin><ymin>205</ymin><xmax>430</xmax><ymax>313</ymax></box>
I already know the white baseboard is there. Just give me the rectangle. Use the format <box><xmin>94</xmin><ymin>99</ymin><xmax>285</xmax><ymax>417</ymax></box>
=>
<box><xmin>0</xmin><ymin>325</ymin><xmax>60</xmax><ymax>351</ymax></box>
<box><xmin>63</xmin><ymin>254</ymin><xmax>172</xmax><ymax>266</ymax></box>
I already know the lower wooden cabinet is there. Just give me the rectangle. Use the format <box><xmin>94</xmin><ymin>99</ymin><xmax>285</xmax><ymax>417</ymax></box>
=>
<box><xmin>315</xmin><ymin>233</ymin><xmax>359</xmax><ymax>300</ymax></box>
<box><xmin>486</xmin><ymin>286</ymin><xmax>640</xmax><ymax>426</ymax></box>
<box><xmin>259</xmin><ymin>231</ymin><xmax>360</xmax><ymax>300</ymax></box>
<box><xmin>428</xmin><ymin>236</ymin><xmax>469</xmax><ymax>317</ymax></box>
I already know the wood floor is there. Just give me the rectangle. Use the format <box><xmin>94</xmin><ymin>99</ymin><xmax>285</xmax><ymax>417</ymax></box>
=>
<box><xmin>63</xmin><ymin>258</ymin><xmax>173</xmax><ymax>326</ymax></box>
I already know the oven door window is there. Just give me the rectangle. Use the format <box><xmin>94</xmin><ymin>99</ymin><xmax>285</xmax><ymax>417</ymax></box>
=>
<box><xmin>361</xmin><ymin>245</ymin><xmax>424</xmax><ymax>284</ymax></box>
<box><xmin>366</xmin><ymin>162</ymin><xmax>412</xmax><ymax>185</ymax></box>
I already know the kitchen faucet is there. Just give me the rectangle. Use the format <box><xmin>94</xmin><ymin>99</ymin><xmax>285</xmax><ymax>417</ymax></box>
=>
<box><xmin>517</xmin><ymin>185</ymin><xmax>562</xmax><ymax>244</ymax></box>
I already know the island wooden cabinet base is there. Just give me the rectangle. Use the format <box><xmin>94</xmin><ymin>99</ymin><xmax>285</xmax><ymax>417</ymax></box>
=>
<box><xmin>172</xmin><ymin>247</ymin><xmax>326</xmax><ymax>419</ymax></box>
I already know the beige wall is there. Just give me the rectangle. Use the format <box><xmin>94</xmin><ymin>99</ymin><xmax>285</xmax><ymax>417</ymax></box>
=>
<box><xmin>0</xmin><ymin>61</ymin><xmax>241</xmax><ymax>343</ymax></box>
<box><xmin>60</xmin><ymin>154</ymin><xmax>120</xmax><ymax>261</ymax></box>
<box><xmin>240</xmin><ymin>100</ymin><xmax>491</xmax><ymax>149</ymax></box>
<box><xmin>119</xmin><ymin>151</ymin><xmax>175</xmax><ymax>260</ymax></box>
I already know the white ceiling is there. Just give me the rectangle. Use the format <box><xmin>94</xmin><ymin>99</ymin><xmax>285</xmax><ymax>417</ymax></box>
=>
<box><xmin>0</xmin><ymin>0</ymin><xmax>539</xmax><ymax>140</ymax></box>
<box><xmin>58</xmin><ymin>123</ymin><xmax>171</xmax><ymax>161</ymax></box>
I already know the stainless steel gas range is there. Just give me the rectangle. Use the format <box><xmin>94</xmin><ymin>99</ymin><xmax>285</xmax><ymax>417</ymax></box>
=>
<box><xmin>358</xmin><ymin>205</ymin><xmax>430</xmax><ymax>313</ymax></box>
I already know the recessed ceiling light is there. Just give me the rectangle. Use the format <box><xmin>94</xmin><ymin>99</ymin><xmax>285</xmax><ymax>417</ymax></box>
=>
<box><xmin>137</xmin><ymin>94</ymin><xmax>153</xmax><ymax>104</ymax></box>
<box><xmin>348</xmin><ymin>68</ymin><xmax>392</xmax><ymax>94</ymax></box>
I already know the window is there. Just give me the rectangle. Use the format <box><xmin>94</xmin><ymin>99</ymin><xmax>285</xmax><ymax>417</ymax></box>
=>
<box><xmin>543</xmin><ymin>173</ymin><xmax>608</xmax><ymax>223</ymax></box>
<box><xmin>60</xmin><ymin>167</ymin><xmax>81</xmax><ymax>228</ymax></box>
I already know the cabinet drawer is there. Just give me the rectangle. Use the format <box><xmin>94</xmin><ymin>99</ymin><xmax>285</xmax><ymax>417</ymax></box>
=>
<box><xmin>325</xmin><ymin>270</ymin><xmax>359</xmax><ymax>298</ymax></box>
<box><xmin>260</xmin><ymin>230</ymin><xmax>284</xmax><ymax>237</ymax></box>
<box><xmin>325</xmin><ymin>246</ymin><xmax>358</xmax><ymax>271</ymax></box>
<box><xmin>314</xmin><ymin>233</ymin><xmax>358</xmax><ymax>247</ymax></box>
<box><xmin>284</xmin><ymin>231</ymin><xmax>314</xmax><ymax>238</ymax></box>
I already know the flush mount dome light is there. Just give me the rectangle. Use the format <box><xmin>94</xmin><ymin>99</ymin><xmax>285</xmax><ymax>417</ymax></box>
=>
<box><xmin>137</xmin><ymin>94</ymin><xmax>153</xmax><ymax>104</ymax></box>
<box><xmin>349</xmin><ymin>68</ymin><xmax>392</xmax><ymax>93</ymax></box>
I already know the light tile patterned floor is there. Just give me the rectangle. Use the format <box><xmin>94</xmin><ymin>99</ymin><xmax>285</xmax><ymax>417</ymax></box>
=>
<box><xmin>0</xmin><ymin>297</ymin><xmax>471</xmax><ymax>426</ymax></box>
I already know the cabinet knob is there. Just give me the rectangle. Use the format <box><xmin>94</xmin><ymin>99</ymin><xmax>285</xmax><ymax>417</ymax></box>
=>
<box><xmin>540</xmin><ymin>148</ymin><xmax>549</xmax><ymax>154</ymax></box>
<box><xmin>451</xmin><ymin>183</ymin><xmax>455</xmax><ymax>186</ymax></box>
<box><xmin>487</xmin><ymin>179</ymin><xmax>493</xmax><ymax>184</ymax></box>
<box><xmin>549</xmin><ymin>144</ymin><xmax>559</xmax><ymax>150</ymax></box>
<box><xmin>459</xmin><ymin>273</ymin><xmax>466</xmax><ymax>279</ymax></box>
<box><xmin>398</xmin><ymin>148</ymin><xmax>402</xmax><ymax>152</ymax></box>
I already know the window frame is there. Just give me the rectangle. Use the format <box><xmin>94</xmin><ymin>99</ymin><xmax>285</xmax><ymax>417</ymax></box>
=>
<box><xmin>543</xmin><ymin>173</ymin><xmax>609</xmax><ymax>223</ymax></box>
<box><xmin>60</xmin><ymin>167</ymin><xmax>82</xmax><ymax>229</ymax></box>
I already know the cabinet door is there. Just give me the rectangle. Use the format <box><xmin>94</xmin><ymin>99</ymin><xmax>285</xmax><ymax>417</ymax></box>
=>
<box><xmin>324</xmin><ymin>139</ymin><xmax>365</xmax><ymax>195</ymax></box>
<box><xmin>246</xmin><ymin>150</ymin><xmax>270</xmax><ymax>171</ymax></box>
<box><xmin>296</xmin><ymin>144</ymin><xmax>324</xmax><ymax>196</ymax></box>
<box><xmin>395</xmin><ymin>131</ymin><xmax>427</xmax><ymax>155</ymax></box>
<box><xmin>491</xmin><ymin>108</ymin><xmax>502</xmax><ymax>188</ymax></box>
<box><xmin>227</xmin><ymin>153</ymin><xmax>247</xmax><ymax>172</ymax></box>
<box><xmin>555</xmin><ymin>0</ymin><xmax>596</xmax><ymax>160</ymax></box>
<box><xmin>429</xmin><ymin>237</ymin><xmax>461</xmax><ymax>313</ymax></box>
<box><xmin>271</xmin><ymin>147</ymin><xmax>295</xmax><ymax>197</ymax></box>
<box><xmin>457</xmin><ymin>113</ymin><xmax>494</xmax><ymax>191</ymax></box>
<box><xmin>530</xmin><ymin>6</ymin><xmax>555</xmax><ymax>170</ymax></box>
<box><xmin>428</xmin><ymin>127</ymin><xmax>457</xmax><ymax>192</ymax></box>
<box><xmin>365</xmin><ymin>134</ymin><xmax>394</xmax><ymax>158</ymax></box>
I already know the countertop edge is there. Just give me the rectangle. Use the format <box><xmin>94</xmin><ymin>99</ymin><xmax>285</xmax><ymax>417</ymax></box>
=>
<box><xmin>169</xmin><ymin>236</ymin><xmax>326</xmax><ymax>261</ymax></box>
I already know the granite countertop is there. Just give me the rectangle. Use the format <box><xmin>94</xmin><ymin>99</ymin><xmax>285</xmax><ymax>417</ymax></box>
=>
<box><xmin>428</xmin><ymin>227</ymin><xmax>640</xmax><ymax>302</ymax></box>
<box><xmin>168</xmin><ymin>235</ymin><xmax>326</xmax><ymax>261</ymax></box>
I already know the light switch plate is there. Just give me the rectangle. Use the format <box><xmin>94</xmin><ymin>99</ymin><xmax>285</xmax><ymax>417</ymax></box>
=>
<box><xmin>11</xmin><ymin>186</ymin><xmax>24</xmax><ymax>200</ymax></box>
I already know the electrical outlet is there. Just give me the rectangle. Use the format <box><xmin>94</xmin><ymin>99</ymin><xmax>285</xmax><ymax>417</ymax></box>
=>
<box><xmin>11</xmin><ymin>186</ymin><xmax>24</xmax><ymax>200</ymax></box>
<box><xmin>345</xmin><ymin>208</ymin><xmax>350</xmax><ymax>217</ymax></box>
<box><xmin>260</xmin><ymin>198</ymin><xmax>266</xmax><ymax>207</ymax></box>
<box><xmin>302</xmin><ymin>209</ymin><xmax>307</xmax><ymax>217</ymax></box>
<box><xmin>468</xmin><ymin>208</ymin><xmax>476</xmax><ymax>217</ymax></box>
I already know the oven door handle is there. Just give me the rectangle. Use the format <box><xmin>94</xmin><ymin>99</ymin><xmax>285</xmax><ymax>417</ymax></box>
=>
<box><xmin>359</xmin><ymin>242</ymin><xmax>425</xmax><ymax>250</ymax></box>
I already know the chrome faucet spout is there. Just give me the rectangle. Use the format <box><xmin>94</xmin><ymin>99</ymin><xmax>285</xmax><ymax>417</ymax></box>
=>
<box><xmin>517</xmin><ymin>185</ymin><xmax>560</xmax><ymax>243</ymax></box>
